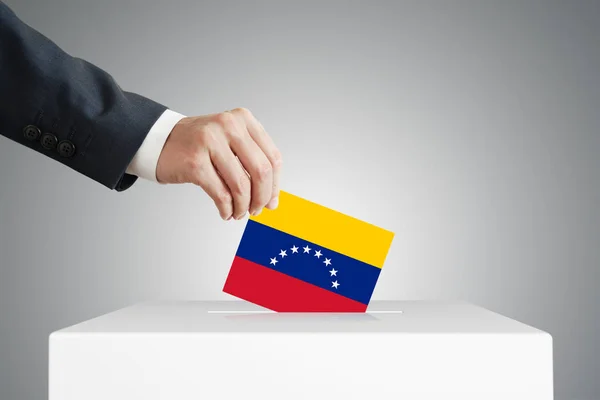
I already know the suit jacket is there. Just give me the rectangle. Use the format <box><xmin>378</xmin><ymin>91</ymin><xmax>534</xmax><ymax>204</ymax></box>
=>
<box><xmin>0</xmin><ymin>1</ymin><xmax>168</xmax><ymax>191</ymax></box>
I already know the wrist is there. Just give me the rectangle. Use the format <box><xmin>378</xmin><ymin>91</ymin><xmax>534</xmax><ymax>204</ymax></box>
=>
<box><xmin>126</xmin><ymin>109</ymin><xmax>186</xmax><ymax>182</ymax></box>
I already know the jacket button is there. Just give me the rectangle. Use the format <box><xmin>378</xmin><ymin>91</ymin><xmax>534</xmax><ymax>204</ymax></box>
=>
<box><xmin>57</xmin><ymin>140</ymin><xmax>76</xmax><ymax>158</ymax></box>
<box><xmin>40</xmin><ymin>133</ymin><xmax>58</xmax><ymax>150</ymax></box>
<box><xmin>23</xmin><ymin>125</ymin><xmax>41</xmax><ymax>141</ymax></box>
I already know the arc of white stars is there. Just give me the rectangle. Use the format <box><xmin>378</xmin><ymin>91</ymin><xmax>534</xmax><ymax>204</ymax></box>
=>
<box><xmin>270</xmin><ymin>245</ymin><xmax>338</xmax><ymax>285</ymax></box>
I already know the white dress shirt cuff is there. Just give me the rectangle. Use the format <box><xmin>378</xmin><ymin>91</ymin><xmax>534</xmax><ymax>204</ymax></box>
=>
<box><xmin>126</xmin><ymin>109</ymin><xmax>186</xmax><ymax>182</ymax></box>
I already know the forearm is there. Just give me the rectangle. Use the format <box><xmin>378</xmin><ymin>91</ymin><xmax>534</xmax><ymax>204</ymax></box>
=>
<box><xmin>0</xmin><ymin>1</ymin><xmax>167</xmax><ymax>190</ymax></box>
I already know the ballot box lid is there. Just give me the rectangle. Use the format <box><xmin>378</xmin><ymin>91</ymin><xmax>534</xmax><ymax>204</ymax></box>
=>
<box><xmin>52</xmin><ymin>300</ymin><xmax>548</xmax><ymax>335</ymax></box>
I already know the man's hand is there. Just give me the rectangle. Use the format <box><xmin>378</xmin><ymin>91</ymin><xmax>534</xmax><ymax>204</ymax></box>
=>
<box><xmin>156</xmin><ymin>108</ymin><xmax>282</xmax><ymax>220</ymax></box>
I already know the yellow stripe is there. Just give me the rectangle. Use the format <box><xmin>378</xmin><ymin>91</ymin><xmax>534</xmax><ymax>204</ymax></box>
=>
<box><xmin>249</xmin><ymin>191</ymin><xmax>394</xmax><ymax>268</ymax></box>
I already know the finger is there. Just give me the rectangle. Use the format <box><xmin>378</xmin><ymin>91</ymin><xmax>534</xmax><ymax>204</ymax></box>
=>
<box><xmin>193</xmin><ymin>157</ymin><xmax>234</xmax><ymax>220</ymax></box>
<box><xmin>229</xmin><ymin>133</ymin><xmax>273</xmax><ymax>216</ymax></box>
<box><xmin>240</xmin><ymin>111</ymin><xmax>282</xmax><ymax>208</ymax></box>
<box><xmin>210</xmin><ymin>140</ymin><xmax>251</xmax><ymax>220</ymax></box>
<box><xmin>266</xmin><ymin>195</ymin><xmax>279</xmax><ymax>209</ymax></box>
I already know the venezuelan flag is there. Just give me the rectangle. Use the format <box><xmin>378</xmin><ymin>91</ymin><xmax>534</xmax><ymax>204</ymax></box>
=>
<box><xmin>223</xmin><ymin>191</ymin><xmax>394</xmax><ymax>312</ymax></box>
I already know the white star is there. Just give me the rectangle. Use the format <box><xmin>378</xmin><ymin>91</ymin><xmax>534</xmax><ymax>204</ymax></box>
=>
<box><xmin>324</xmin><ymin>258</ymin><xmax>331</xmax><ymax>266</ymax></box>
<box><xmin>332</xmin><ymin>280</ymin><xmax>340</xmax><ymax>289</ymax></box>
<box><xmin>291</xmin><ymin>245</ymin><xmax>299</xmax><ymax>254</ymax></box>
<box><xmin>279</xmin><ymin>249</ymin><xmax>287</xmax><ymax>258</ymax></box>
<box><xmin>329</xmin><ymin>268</ymin><xmax>337</xmax><ymax>276</ymax></box>
<box><xmin>270</xmin><ymin>257</ymin><xmax>278</xmax><ymax>266</ymax></box>
<box><xmin>314</xmin><ymin>250</ymin><xmax>322</xmax><ymax>258</ymax></box>
<box><xmin>303</xmin><ymin>245</ymin><xmax>311</xmax><ymax>254</ymax></box>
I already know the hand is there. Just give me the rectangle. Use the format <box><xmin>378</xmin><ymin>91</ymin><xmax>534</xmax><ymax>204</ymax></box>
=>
<box><xmin>156</xmin><ymin>108</ymin><xmax>282</xmax><ymax>220</ymax></box>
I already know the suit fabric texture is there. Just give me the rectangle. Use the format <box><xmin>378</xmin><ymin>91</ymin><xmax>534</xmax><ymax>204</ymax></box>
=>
<box><xmin>0</xmin><ymin>1</ymin><xmax>167</xmax><ymax>191</ymax></box>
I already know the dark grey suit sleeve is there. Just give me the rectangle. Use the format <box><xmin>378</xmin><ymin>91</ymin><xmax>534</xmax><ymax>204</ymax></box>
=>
<box><xmin>0</xmin><ymin>1</ymin><xmax>168</xmax><ymax>191</ymax></box>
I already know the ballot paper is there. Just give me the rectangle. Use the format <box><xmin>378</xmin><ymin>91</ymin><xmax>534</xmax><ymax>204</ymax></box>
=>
<box><xmin>222</xmin><ymin>190</ymin><xmax>394</xmax><ymax>312</ymax></box>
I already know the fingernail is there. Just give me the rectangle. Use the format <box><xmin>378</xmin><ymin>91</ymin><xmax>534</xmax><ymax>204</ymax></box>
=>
<box><xmin>251</xmin><ymin>208</ymin><xmax>262</xmax><ymax>216</ymax></box>
<box><xmin>226</xmin><ymin>215</ymin><xmax>232</xmax><ymax>221</ymax></box>
<box><xmin>268</xmin><ymin>197</ymin><xmax>279</xmax><ymax>209</ymax></box>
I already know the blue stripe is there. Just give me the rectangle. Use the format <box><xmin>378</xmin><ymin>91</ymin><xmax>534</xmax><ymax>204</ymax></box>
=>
<box><xmin>235</xmin><ymin>220</ymin><xmax>381</xmax><ymax>305</ymax></box>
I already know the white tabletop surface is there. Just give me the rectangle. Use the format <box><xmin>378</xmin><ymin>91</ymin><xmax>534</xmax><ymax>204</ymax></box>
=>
<box><xmin>53</xmin><ymin>300</ymin><xmax>548</xmax><ymax>334</ymax></box>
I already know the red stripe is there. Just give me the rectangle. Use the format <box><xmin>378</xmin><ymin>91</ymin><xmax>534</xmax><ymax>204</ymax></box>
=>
<box><xmin>223</xmin><ymin>256</ymin><xmax>367</xmax><ymax>312</ymax></box>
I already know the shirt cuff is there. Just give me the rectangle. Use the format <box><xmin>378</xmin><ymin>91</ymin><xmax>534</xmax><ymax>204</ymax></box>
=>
<box><xmin>126</xmin><ymin>109</ymin><xmax>186</xmax><ymax>182</ymax></box>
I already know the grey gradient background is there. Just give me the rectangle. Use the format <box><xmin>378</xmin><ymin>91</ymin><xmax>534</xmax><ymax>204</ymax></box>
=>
<box><xmin>0</xmin><ymin>0</ymin><xmax>598</xmax><ymax>399</ymax></box>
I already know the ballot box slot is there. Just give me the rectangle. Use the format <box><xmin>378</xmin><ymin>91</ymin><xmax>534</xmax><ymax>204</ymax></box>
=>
<box><xmin>206</xmin><ymin>310</ymin><xmax>403</xmax><ymax>314</ymax></box>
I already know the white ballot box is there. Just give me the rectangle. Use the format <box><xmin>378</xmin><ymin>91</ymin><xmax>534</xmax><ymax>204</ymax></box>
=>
<box><xmin>49</xmin><ymin>301</ymin><xmax>553</xmax><ymax>400</ymax></box>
